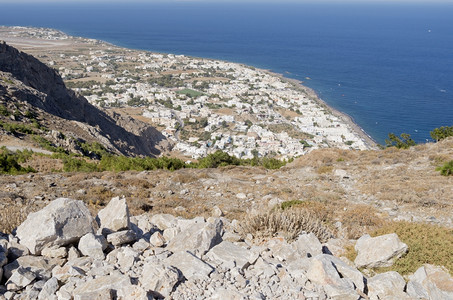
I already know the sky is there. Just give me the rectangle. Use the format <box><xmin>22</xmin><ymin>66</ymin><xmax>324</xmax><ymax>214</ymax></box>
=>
<box><xmin>1</xmin><ymin>0</ymin><xmax>453</xmax><ymax>3</ymax></box>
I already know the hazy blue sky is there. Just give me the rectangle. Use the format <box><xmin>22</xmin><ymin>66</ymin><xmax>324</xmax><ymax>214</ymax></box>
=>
<box><xmin>1</xmin><ymin>0</ymin><xmax>453</xmax><ymax>3</ymax></box>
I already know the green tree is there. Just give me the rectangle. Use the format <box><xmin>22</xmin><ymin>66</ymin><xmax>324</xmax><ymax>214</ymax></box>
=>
<box><xmin>385</xmin><ymin>133</ymin><xmax>416</xmax><ymax>149</ymax></box>
<box><xmin>430</xmin><ymin>126</ymin><xmax>453</xmax><ymax>142</ymax></box>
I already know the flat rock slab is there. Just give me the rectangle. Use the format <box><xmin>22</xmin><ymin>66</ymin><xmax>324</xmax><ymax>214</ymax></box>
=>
<box><xmin>206</xmin><ymin>240</ymin><xmax>257</xmax><ymax>269</ymax></box>
<box><xmin>72</xmin><ymin>273</ymin><xmax>132</xmax><ymax>300</ymax></box>
<box><xmin>165</xmin><ymin>251</ymin><xmax>214</xmax><ymax>280</ymax></box>
<box><xmin>166</xmin><ymin>219</ymin><xmax>223</xmax><ymax>257</ymax></box>
<box><xmin>354</xmin><ymin>233</ymin><xmax>408</xmax><ymax>268</ymax></box>
<box><xmin>16</xmin><ymin>198</ymin><xmax>96</xmax><ymax>255</ymax></box>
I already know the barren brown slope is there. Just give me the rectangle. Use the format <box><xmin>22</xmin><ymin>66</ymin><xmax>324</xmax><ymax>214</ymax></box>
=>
<box><xmin>1</xmin><ymin>138</ymin><xmax>452</xmax><ymax>236</ymax></box>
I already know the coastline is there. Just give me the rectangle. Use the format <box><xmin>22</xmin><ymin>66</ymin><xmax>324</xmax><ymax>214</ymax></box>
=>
<box><xmin>261</xmin><ymin>69</ymin><xmax>379</xmax><ymax>149</ymax></box>
<box><xmin>1</xmin><ymin>25</ymin><xmax>378</xmax><ymax>152</ymax></box>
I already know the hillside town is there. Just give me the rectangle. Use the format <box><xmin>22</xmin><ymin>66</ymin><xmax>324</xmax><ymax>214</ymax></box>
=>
<box><xmin>1</xmin><ymin>26</ymin><xmax>374</xmax><ymax>160</ymax></box>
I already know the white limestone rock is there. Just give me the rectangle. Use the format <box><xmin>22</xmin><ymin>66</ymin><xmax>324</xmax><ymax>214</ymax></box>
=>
<box><xmin>306</xmin><ymin>254</ymin><xmax>355</xmax><ymax>291</ymax></box>
<box><xmin>3</xmin><ymin>255</ymin><xmax>60</xmax><ymax>280</ymax></box>
<box><xmin>38</xmin><ymin>277</ymin><xmax>59</xmax><ymax>300</ymax></box>
<box><xmin>166</xmin><ymin>218</ymin><xmax>223</xmax><ymax>257</ymax></box>
<box><xmin>139</xmin><ymin>262</ymin><xmax>181</xmax><ymax>298</ymax></box>
<box><xmin>354</xmin><ymin>233</ymin><xmax>408</xmax><ymax>268</ymax></box>
<box><xmin>6</xmin><ymin>267</ymin><xmax>36</xmax><ymax>292</ymax></box>
<box><xmin>367</xmin><ymin>271</ymin><xmax>411</xmax><ymax>300</ymax></box>
<box><xmin>407</xmin><ymin>264</ymin><xmax>453</xmax><ymax>300</ymax></box>
<box><xmin>52</xmin><ymin>264</ymin><xmax>86</xmax><ymax>284</ymax></box>
<box><xmin>96</xmin><ymin>196</ymin><xmax>130</xmax><ymax>235</ymax></box>
<box><xmin>150</xmin><ymin>213</ymin><xmax>178</xmax><ymax>230</ymax></box>
<box><xmin>106</xmin><ymin>230</ymin><xmax>136</xmax><ymax>246</ymax></box>
<box><xmin>165</xmin><ymin>251</ymin><xmax>214</xmax><ymax>280</ymax></box>
<box><xmin>41</xmin><ymin>245</ymin><xmax>68</xmax><ymax>259</ymax></box>
<box><xmin>72</xmin><ymin>273</ymin><xmax>132</xmax><ymax>300</ymax></box>
<box><xmin>15</xmin><ymin>198</ymin><xmax>96</xmax><ymax>255</ymax></box>
<box><xmin>78</xmin><ymin>233</ymin><xmax>107</xmax><ymax>260</ymax></box>
<box><xmin>206</xmin><ymin>240</ymin><xmax>258</xmax><ymax>270</ymax></box>
<box><xmin>149</xmin><ymin>231</ymin><xmax>166</xmax><ymax>247</ymax></box>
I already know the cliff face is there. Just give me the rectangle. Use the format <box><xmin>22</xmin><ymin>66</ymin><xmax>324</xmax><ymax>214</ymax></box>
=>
<box><xmin>0</xmin><ymin>41</ymin><xmax>168</xmax><ymax>156</ymax></box>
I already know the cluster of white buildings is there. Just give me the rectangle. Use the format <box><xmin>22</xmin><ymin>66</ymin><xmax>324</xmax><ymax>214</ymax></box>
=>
<box><xmin>12</xmin><ymin>27</ymin><xmax>371</xmax><ymax>160</ymax></box>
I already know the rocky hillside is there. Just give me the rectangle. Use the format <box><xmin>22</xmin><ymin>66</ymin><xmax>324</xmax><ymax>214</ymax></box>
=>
<box><xmin>1</xmin><ymin>196</ymin><xmax>452</xmax><ymax>299</ymax></box>
<box><xmin>0</xmin><ymin>41</ymin><xmax>169</xmax><ymax>157</ymax></box>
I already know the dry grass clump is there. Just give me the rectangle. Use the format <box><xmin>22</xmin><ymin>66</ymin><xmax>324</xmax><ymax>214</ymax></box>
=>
<box><xmin>0</xmin><ymin>205</ymin><xmax>36</xmax><ymax>234</ymax></box>
<box><xmin>372</xmin><ymin>222</ymin><xmax>453</xmax><ymax>275</ymax></box>
<box><xmin>240</xmin><ymin>207</ymin><xmax>334</xmax><ymax>243</ymax></box>
<box><xmin>340</xmin><ymin>205</ymin><xmax>385</xmax><ymax>239</ymax></box>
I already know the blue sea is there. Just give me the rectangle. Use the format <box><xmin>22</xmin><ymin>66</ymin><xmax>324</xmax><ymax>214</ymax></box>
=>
<box><xmin>1</xmin><ymin>2</ymin><xmax>453</xmax><ymax>144</ymax></box>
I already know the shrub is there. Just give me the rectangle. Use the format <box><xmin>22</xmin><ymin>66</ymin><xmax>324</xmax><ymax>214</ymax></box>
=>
<box><xmin>62</xmin><ymin>156</ymin><xmax>99</xmax><ymax>172</ymax></box>
<box><xmin>372</xmin><ymin>222</ymin><xmax>453</xmax><ymax>275</ymax></box>
<box><xmin>280</xmin><ymin>200</ymin><xmax>304</xmax><ymax>210</ymax></box>
<box><xmin>385</xmin><ymin>133</ymin><xmax>416</xmax><ymax>149</ymax></box>
<box><xmin>240</xmin><ymin>207</ymin><xmax>333</xmax><ymax>242</ymax></box>
<box><xmin>196</xmin><ymin>150</ymin><xmax>241</xmax><ymax>168</ymax></box>
<box><xmin>0</xmin><ymin>149</ymin><xmax>36</xmax><ymax>174</ymax></box>
<box><xmin>437</xmin><ymin>160</ymin><xmax>453</xmax><ymax>176</ymax></box>
<box><xmin>0</xmin><ymin>121</ymin><xmax>35</xmax><ymax>135</ymax></box>
<box><xmin>430</xmin><ymin>125</ymin><xmax>453</xmax><ymax>142</ymax></box>
<box><xmin>0</xmin><ymin>104</ymin><xmax>9</xmax><ymax>116</ymax></box>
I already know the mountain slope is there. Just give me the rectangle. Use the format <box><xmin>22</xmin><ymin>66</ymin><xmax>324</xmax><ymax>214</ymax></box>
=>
<box><xmin>0</xmin><ymin>41</ymin><xmax>168</xmax><ymax>156</ymax></box>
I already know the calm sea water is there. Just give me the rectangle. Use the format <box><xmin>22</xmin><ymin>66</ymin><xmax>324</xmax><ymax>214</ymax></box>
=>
<box><xmin>1</xmin><ymin>2</ymin><xmax>453</xmax><ymax>144</ymax></box>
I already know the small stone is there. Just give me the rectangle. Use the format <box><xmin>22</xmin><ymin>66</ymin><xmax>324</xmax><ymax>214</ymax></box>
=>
<box><xmin>212</xmin><ymin>206</ymin><xmax>224</xmax><ymax>217</ymax></box>
<box><xmin>38</xmin><ymin>277</ymin><xmax>59</xmax><ymax>300</ymax></box>
<box><xmin>107</xmin><ymin>230</ymin><xmax>136</xmax><ymax>246</ymax></box>
<box><xmin>78</xmin><ymin>233</ymin><xmax>107</xmax><ymax>260</ymax></box>
<box><xmin>52</xmin><ymin>264</ymin><xmax>85</xmax><ymax>283</ymax></box>
<box><xmin>41</xmin><ymin>246</ymin><xmax>68</xmax><ymax>259</ymax></box>
<box><xmin>6</xmin><ymin>267</ymin><xmax>36</xmax><ymax>291</ymax></box>
<box><xmin>149</xmin><ymin>232</ymin><xmax>166</xmax><ymax>247</ymax></box>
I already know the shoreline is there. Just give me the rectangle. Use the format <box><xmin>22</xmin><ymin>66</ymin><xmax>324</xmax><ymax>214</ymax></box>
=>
<box><xmin>261</xmin><ymin>69</ymin><xmax>379</xmax><ymax>149</ymax></box>
<box><xmin>1</xmin><ymin>25</ymin><xmax>378</xmax><ymax>151</ymax></box>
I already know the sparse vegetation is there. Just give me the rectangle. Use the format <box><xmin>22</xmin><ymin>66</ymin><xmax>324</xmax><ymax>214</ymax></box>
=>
<box><xmin>0</xmin><ymin>148</ymin><xmax>36</xmax><ymax>175</ymax></box>
<box><xmin>437</xmin><ymin>160</ymin><xmax>453</xmax><ymax>176</ymax></box>
<box><xmin>385</xmin><ymin>133</ymin><xmax>416</xmax><ymax>149</ymax></box>
<box><xmin>372</xmin><ymin>222</ymin><xmax>453</xmax><ymax>275</ymax></box>
<box><xmin>430</xmin><ymin>125</ymin><xmax>453</xmax><ymax>142</ymax></box>
<box><xmin>0</xmin><ymin>121</ymin><xmax>36</xmax><ymax>135</ymax></box>
<box><xmin>240</xmin><ymin>207</ymin><xmax>333</xmax><ymax>242</ymax></box>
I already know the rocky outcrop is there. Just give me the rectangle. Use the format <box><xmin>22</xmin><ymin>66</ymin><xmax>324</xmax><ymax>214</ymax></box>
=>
<box><xmin>15</xmin><ymin>198</ymin><xmax>96</xmax><ymax>255</ymax></box>
<box><xmin>0</xmin><ymin>42</ymin><xmax>168</xmax><ymax>156</ymax></box>
<box><xmin>1</xmin><ymin>197</ymin><xmax>453</xmax><ymax>299</ymax></box>
<box><xmin>354</xmin><ymin>233</ymin><xmax>408</xmax><ymax>268</ymax></box>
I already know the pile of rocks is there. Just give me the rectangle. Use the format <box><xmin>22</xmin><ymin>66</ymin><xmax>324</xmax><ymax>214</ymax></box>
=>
<box><xmin>1</xmin><ymin>197</ymin><xmax>452</xmax><ymax>299</ymax></box>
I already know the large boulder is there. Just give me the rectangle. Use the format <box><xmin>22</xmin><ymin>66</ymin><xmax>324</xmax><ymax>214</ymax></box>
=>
<box><xmin>206</xmin><ymin>241</ymin><xmax>258</xmax><ymax>270</ymax></box>
<box><xmin>406</xmin><ymin>264</ymin><xmax>453</xmax><ymax>300</ymax></box>
<box><xmin>354</xmin><ymin>233</ymin><xmax>408</xmax><ymax>268</ymax></box>
<box><xmin>139</xmin><ymin>262</ymin><xmax>181</xmax><ymax>298</ymax></box>
<box><xmin>72</xmin><ymin>273</ymin><xmax>132</xmax><ymax>300</ymax></box>
<box><xmin>165</xmin><ymin>251</ymin><xmax>214</xmax><ymax>280</ymax></box>
<box><xmin>96</xmin><ymin>196</ymin><xmax>130</xmax><ymax>235</ymax></box>
<box><xmin>306</xmin><ymin>254</ymin><xmax>356</xmax><ymax>295</ymax></box>
<box><xmin>166</xmin><ymin>218</ymin><xmax>223</xmax><ymax>257</ymax></box>
<box><xmin>15</xmin><ymin>198</ymin><xmax>96</xmax><ymax>255</ymax></box>
<box><xmin>367</xmin><ymin>271</ymin><xmax>411</xmax><ymax>299</ymax></box>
